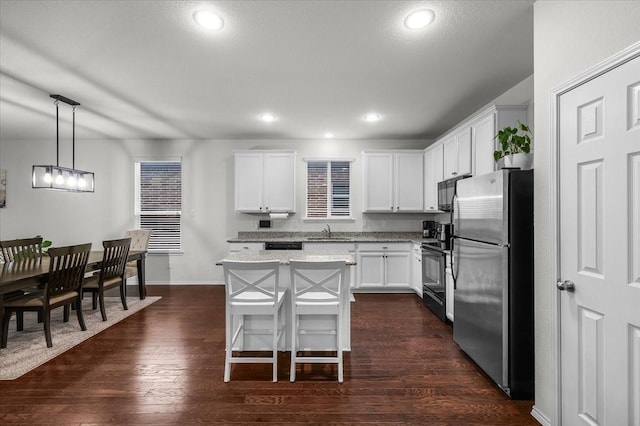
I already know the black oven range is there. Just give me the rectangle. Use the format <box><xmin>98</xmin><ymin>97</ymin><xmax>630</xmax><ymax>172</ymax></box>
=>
<box><xmin>421</xmin><ymin>240</ymin><xmax>449</xmax><ymax>323</ymax></box>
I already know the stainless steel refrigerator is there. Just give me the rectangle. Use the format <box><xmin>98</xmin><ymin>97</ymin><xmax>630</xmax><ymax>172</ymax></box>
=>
<box><xmin>452</xmin><ymin>169</ymin><xmax>534</xmax><ymax>399</ymax></box>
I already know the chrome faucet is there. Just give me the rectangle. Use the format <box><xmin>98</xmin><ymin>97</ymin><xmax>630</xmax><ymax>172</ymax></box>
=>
<box><xmin>321</xmin><ymin>224</ymin><xmax>332</xmax><ymax>238</ymax></box>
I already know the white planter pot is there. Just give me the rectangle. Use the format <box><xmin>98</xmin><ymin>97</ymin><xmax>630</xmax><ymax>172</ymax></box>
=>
<box><xmin>497</xmin><ymin>153</ymin><xmax>533</xmax><ymax>170</ymax></box>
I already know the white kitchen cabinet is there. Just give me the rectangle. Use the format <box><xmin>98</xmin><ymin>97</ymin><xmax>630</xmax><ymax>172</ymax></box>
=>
<box><xmin>445</xmin><ymin>253</ymin><xmax>454</xmax><ymax>322</ymax></box>
<box><xmin>443</xmin><ymin>128</ymin><xmax>472</xmax><ymax>179</ymax></box>
<box><xmin>356</xmin><ymin>243</ymin><xmax>411</xmax><ymax>290</ymax></box>
<box><xmin>234</xmin><ymin>150</ymin><xmax>296</xmax><ymax>213</ymax></box>
<box><xmin>303</xmin><ymin>242</ymin><xmax>356</xmax><ymax>289</ymax></box>
<box><xmin>423</xmin><ymin>143</ymin><xmax>444</xmax><ymax>212</ymax></box>
<box><xmin>472</xmin><ymin>113</ymin><xmax>497</xmax><ymax>177</ymax></box>
<box><xmin>472</xmin><ymin>106</ymin><xmax>528</xmax><ymax>177</ymax></box>
<box><xmin>411</xmin><ymin>243</ymin><xmax>423</xmax><ymax>296</ymax></box>
<box><xmin>362</xmin><ymin>151</ymin><xmax>423</xmax><ymax>212</ymax></box>
<box><xmin>228</xmin><ymin>242</ymin><xmax>264</xmax><ymax>252</ymax></box>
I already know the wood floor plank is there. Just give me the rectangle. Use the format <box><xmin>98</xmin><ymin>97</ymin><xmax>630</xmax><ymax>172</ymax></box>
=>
<box><xmin>0</xmin><ymin>286</ymin><xmax>537</xmax><ymax>424</ymax></box>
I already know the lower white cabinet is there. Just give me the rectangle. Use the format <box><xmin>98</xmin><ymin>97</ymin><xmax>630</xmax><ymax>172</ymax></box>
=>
<box><xmin>411</xmin><ymin>243</ymin><xmax>423</xmax><ymax>296</ymax></box>
<box><xmin>356</xmin><ymin>243</ymin><xmax>411</xmax><ymax>290</ymax></box>
<box><xmin>303</xmin><ymin>242</ymin><xmax>356</xmax><ymax>289</ymax></box>
<box><xmin>228</xmin><ymin>242</ymin><xmax>264</xmax><ymax>252</ymax></box>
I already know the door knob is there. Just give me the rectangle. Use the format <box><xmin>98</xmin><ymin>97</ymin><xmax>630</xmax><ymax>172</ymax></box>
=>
<box><xmin>557</xmin><ymin>280</ymin><xmax>575</xmax><ymax>292</ymax></box>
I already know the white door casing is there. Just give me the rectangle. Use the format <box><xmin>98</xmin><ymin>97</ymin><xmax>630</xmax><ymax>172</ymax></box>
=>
<box><xmin>557</xmin><ymin>49</ymin><xmax>640</xmax><ymax>426</ymax></box>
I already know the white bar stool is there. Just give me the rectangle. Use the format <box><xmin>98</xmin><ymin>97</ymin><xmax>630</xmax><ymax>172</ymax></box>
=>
<box><xmin>289</xmin><ymin>260</ymin><xmax>346</xmax><ymax>383</ymax></box>
<box><xmin>222</xmin><ymin>260</ymin><xmax>286</xmax><ymax>382</ymax></box>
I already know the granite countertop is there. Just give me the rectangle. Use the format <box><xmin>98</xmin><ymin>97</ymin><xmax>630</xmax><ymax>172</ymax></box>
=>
<box><xmin>227</xmin><ymin>232</ymin><xmax>435</xmax><ymax>245</ymax></box>
<box><xmin>217</xmin><ymin>249</ymin><xmax>356</xmax><ymax>265</ymax></box>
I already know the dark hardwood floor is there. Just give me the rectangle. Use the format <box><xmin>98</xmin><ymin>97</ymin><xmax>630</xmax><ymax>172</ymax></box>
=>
<box><xmin>0</xmin><ymin>286</ymin><xmax>537</xmax><ymax>425</ymax></box>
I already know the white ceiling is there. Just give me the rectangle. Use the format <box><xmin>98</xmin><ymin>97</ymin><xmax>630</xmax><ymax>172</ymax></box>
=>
<box><xmin>0</xmin><ymin>0</ymin><xmax>533</xmax><ymax>142</ymax></box>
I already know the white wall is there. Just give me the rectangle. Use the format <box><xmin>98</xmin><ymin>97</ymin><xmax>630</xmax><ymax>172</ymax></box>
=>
<box><xmin>533</xmin><ymin>2</ymin><xmax>640</xmax><ymax>424</ymax></box>
<box><xmin>0</xmin><ymin>137</ymin><xmax>429</xmax><ymax>284</ymax></box>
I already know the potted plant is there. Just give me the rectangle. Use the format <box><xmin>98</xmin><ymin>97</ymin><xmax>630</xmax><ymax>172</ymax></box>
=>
<box><xmin>493</xmin><ymin>120</ymin><xmax>533</xmax><ymax>170</ymax></box>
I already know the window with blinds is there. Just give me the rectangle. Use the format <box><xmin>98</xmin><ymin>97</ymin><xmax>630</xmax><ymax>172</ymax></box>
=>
<box><xmin>306</xmin><ymin>161</ymin><xmax>351</xmax><ymax>219</ymax></box>
<box><xmin>135</xmin><ymin>161</ymin><xmax>182</xmax><ymax>252</ymax></box>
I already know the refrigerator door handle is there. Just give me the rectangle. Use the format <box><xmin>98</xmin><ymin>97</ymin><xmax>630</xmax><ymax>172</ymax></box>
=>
<box><xmin>452</xmin><ymin>237</ymin><xmax>459</xmax><ymax>289</ymax></box>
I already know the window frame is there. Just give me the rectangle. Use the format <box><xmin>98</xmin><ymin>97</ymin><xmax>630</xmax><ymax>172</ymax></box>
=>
<box><xmin>304</xmin><ymin>157</ymin><xmax>354</xmax><ymax>221</ymax></box>
<box><xmin>134</xmin><ymin>158</ymin><xmax>183</xmax><ymax>253</ymax></box>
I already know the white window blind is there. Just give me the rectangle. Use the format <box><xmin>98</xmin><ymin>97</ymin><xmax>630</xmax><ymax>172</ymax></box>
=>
<box><xmin>135</xmin><ymin>161</ymin><xmax>182</xmax><ymax>251</ymax></box>
<box><xmin>306</xmin><ymin>161</ymin><xmax>351</xmax><ymax>218</ymax></box>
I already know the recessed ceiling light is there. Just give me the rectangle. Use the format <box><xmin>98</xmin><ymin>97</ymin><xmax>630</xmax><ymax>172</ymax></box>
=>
<box><xmin>404</xmin><ymin>9</ymin><xmax>435</xmax><ymax>30</ymax></box>
<box><xmin>324</xmin><ymin>132</ymin><xmax>334</xmax><ymax>138</ymax></box>
<box><xmin>193</xmin><ymin>10</ymin><xmax>224</xmax><ymax>30</ymax></box>
<box><xmin>260</xmin><ymin>113</ymin><xmax>276</xmax><ymax>123</ymax></box>
<box><xmin>363</xmin><ymin>113</ymin><xmax>381</xmax><ymax>122</ymax></box>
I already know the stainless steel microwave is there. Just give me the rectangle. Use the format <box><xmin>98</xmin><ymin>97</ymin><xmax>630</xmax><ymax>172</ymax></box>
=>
<box><xmin>437</xmin><ymin>175</ymin><xmax>470</xmax><ymax>211</ymax></box>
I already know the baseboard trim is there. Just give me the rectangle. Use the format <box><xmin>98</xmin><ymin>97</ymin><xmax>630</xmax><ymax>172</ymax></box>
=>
<box><xmin>530</xmin><ymin>406</ymin><xmax>551</xmax><ymax>426</ymax></box>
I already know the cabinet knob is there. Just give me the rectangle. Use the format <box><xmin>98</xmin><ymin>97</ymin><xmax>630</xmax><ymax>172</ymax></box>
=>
<box><xmin>452</xmin><ymin>172</ymin><xmax>458</xmax><ymax>176</ymax></box>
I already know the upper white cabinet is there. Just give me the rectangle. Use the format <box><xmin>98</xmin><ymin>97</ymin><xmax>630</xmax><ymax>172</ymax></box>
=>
<box><xmin>472</xmin><ymin>106</ymin><xmax>528</xmax><ymax>177</ymax></box>
<box><xmin>234</xmin><ymin>150</ymin><xmax>296</xmax><ymax>213</ymax></box>
<box><xmin>472</xmin><ymin>113</ymin><xmax>497</xmax><ymax>177</ymax></box>
<box><xmin>363</xmin><ymin>150</ymin><xmax>424</xmax><ymax>212</ymax></box>
<box><xmin>443</xmin><ymin>128</ymin><xmax>472</xmax><ymax>179</ymax></box>
<box><xmin>424</xmin><ymin>143</ymin><xmax>444</xmax><ymax>212</ymax></box>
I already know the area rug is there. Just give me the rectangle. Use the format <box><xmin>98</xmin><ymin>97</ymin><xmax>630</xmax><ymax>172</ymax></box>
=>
<box><xmin>0</xmin><ymin>296</ymin><xmax>161</xmax><ymax>380</ymax></box>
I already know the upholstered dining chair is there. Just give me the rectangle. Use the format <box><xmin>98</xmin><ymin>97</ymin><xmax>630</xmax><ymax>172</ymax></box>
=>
<box><xmin>123</xmin><ymin>229</ymin><xmax>151</xmax><ymax>298</ymax></box>
<box><xmin>1</xmin><ymin>243</ymin><xmax>92</xmax><ymax>348</ymax></box>
<box><xmin>222</xmin><ymin>260</ymin><xmax>287</xmax><ymax>382</ymax></box>
<box><xmin>289</xmin><ymin>260</ymin><xmax>347</xmax><ymax>383</ymax></box>
<box><xmin>0</xmin><ymin>236</ymin><xmax>45</xmax><ymax>331</ymax></box>
<box><xmin>82</xmin><ymin>238</ymin><xmax>131</xmax><ymax>321</ymax></box>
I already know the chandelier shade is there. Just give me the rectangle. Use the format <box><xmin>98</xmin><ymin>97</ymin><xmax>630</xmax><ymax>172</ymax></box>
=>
<box><xmin>32</xmin><ymin>165</ymin><xmax>95</xmax><ymax>192</ymax></box>
<box><xmin>32</xmin><ymin>94</ymin><xmax>95</xmax><ymax>193</ymax></box>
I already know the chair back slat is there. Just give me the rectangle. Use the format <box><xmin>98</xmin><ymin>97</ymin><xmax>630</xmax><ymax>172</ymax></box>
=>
<box><xmin>290</xmin><ymin>260</ymin><xmax>346</xmax><ymax>303</ymax></box>
<box><xmin>99</xmin><ymin>238</ymin><xmax>131</xmax><ymax>281</ymax></box>
<box><xmin>0</xmin><ymin>237</ymin><xmax>43</xmax><ymax>262</ymax></box>
<box><xmin>45</xmin><ymin>243</ymin><xmax>92</xmax><ymax>300</ymax></box>
<box><xmin>222</xmin><ymin>260</ymin><xmax>280</xmax><ymax>304</ymax></box>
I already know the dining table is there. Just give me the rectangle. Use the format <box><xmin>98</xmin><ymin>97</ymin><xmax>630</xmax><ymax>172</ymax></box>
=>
<box><xmin>0</xmin><ymin>250</ymin><xmax>147</xmax><ymax>345</ymax></box>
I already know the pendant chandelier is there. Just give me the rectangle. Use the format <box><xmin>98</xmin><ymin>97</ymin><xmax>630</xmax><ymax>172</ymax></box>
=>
<box><xmin>32</xmin><ymin>94</ymin><xmax>95</xmax><ymax>192</ymax></box>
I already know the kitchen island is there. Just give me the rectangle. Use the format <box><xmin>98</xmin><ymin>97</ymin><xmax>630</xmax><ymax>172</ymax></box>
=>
<box><xmin>217</xmin><ymin>249</ymin><xmax>355</xmax><ymax>351</ymax></box>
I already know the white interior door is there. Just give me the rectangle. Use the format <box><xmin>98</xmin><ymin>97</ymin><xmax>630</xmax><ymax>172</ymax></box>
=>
<box><xmin>558</xmin><ymin>54</ymin><xmax>640</xmax><ymax>426</ymax></box>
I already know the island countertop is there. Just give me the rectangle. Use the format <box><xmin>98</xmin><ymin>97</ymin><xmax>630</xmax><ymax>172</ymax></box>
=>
<box><xmin>217</xmin><ymin>249</ymin><xmax>356</xmax><ymax>266</ymax></box>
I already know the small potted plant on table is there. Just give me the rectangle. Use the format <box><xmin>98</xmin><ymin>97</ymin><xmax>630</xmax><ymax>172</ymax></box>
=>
<box><xmin>493</xmin><ymin>120</ymin><xmax>533</xmax><ymax>170</ymax></box>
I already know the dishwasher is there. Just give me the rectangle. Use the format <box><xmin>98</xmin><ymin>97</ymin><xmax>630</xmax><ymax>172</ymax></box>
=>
<box><xmin>264</xmin><ymin>241</ymin><xmax>303</xmax><ymax>250</ymax></box>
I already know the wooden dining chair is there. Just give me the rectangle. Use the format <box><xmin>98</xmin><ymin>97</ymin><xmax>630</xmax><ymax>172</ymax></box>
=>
<box><xmin>289</xmin><ymin>260</ymin><xmax>347</xmax><ymax>383</ymax></box>
<box><xmin>222</xmin><ymin>260</ymin><xmax>287</xmax><ymax>382</ymax></box>
<box><xmin>123</xmin><ymin>229</ymin><xmax>151</xmax><ymax>298</ymax></box>
<box><xmin>0</xmin><ymin>236</ymin><xmax>43</xmax><ymax>262</ymax></box>
<box><xmin>0</xmin><ymin>236</ymin><xmax>45</xmax><ymax>331</ymax></box>
<box><xmin>1</xmin><ymin>243</ymin><xmax>92</xmax><ymax>348</ymax></box>
<box><xmin>82</xmin><ymin>238</ymin><xmax>131</xmax><ymax>321</ymax></box>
